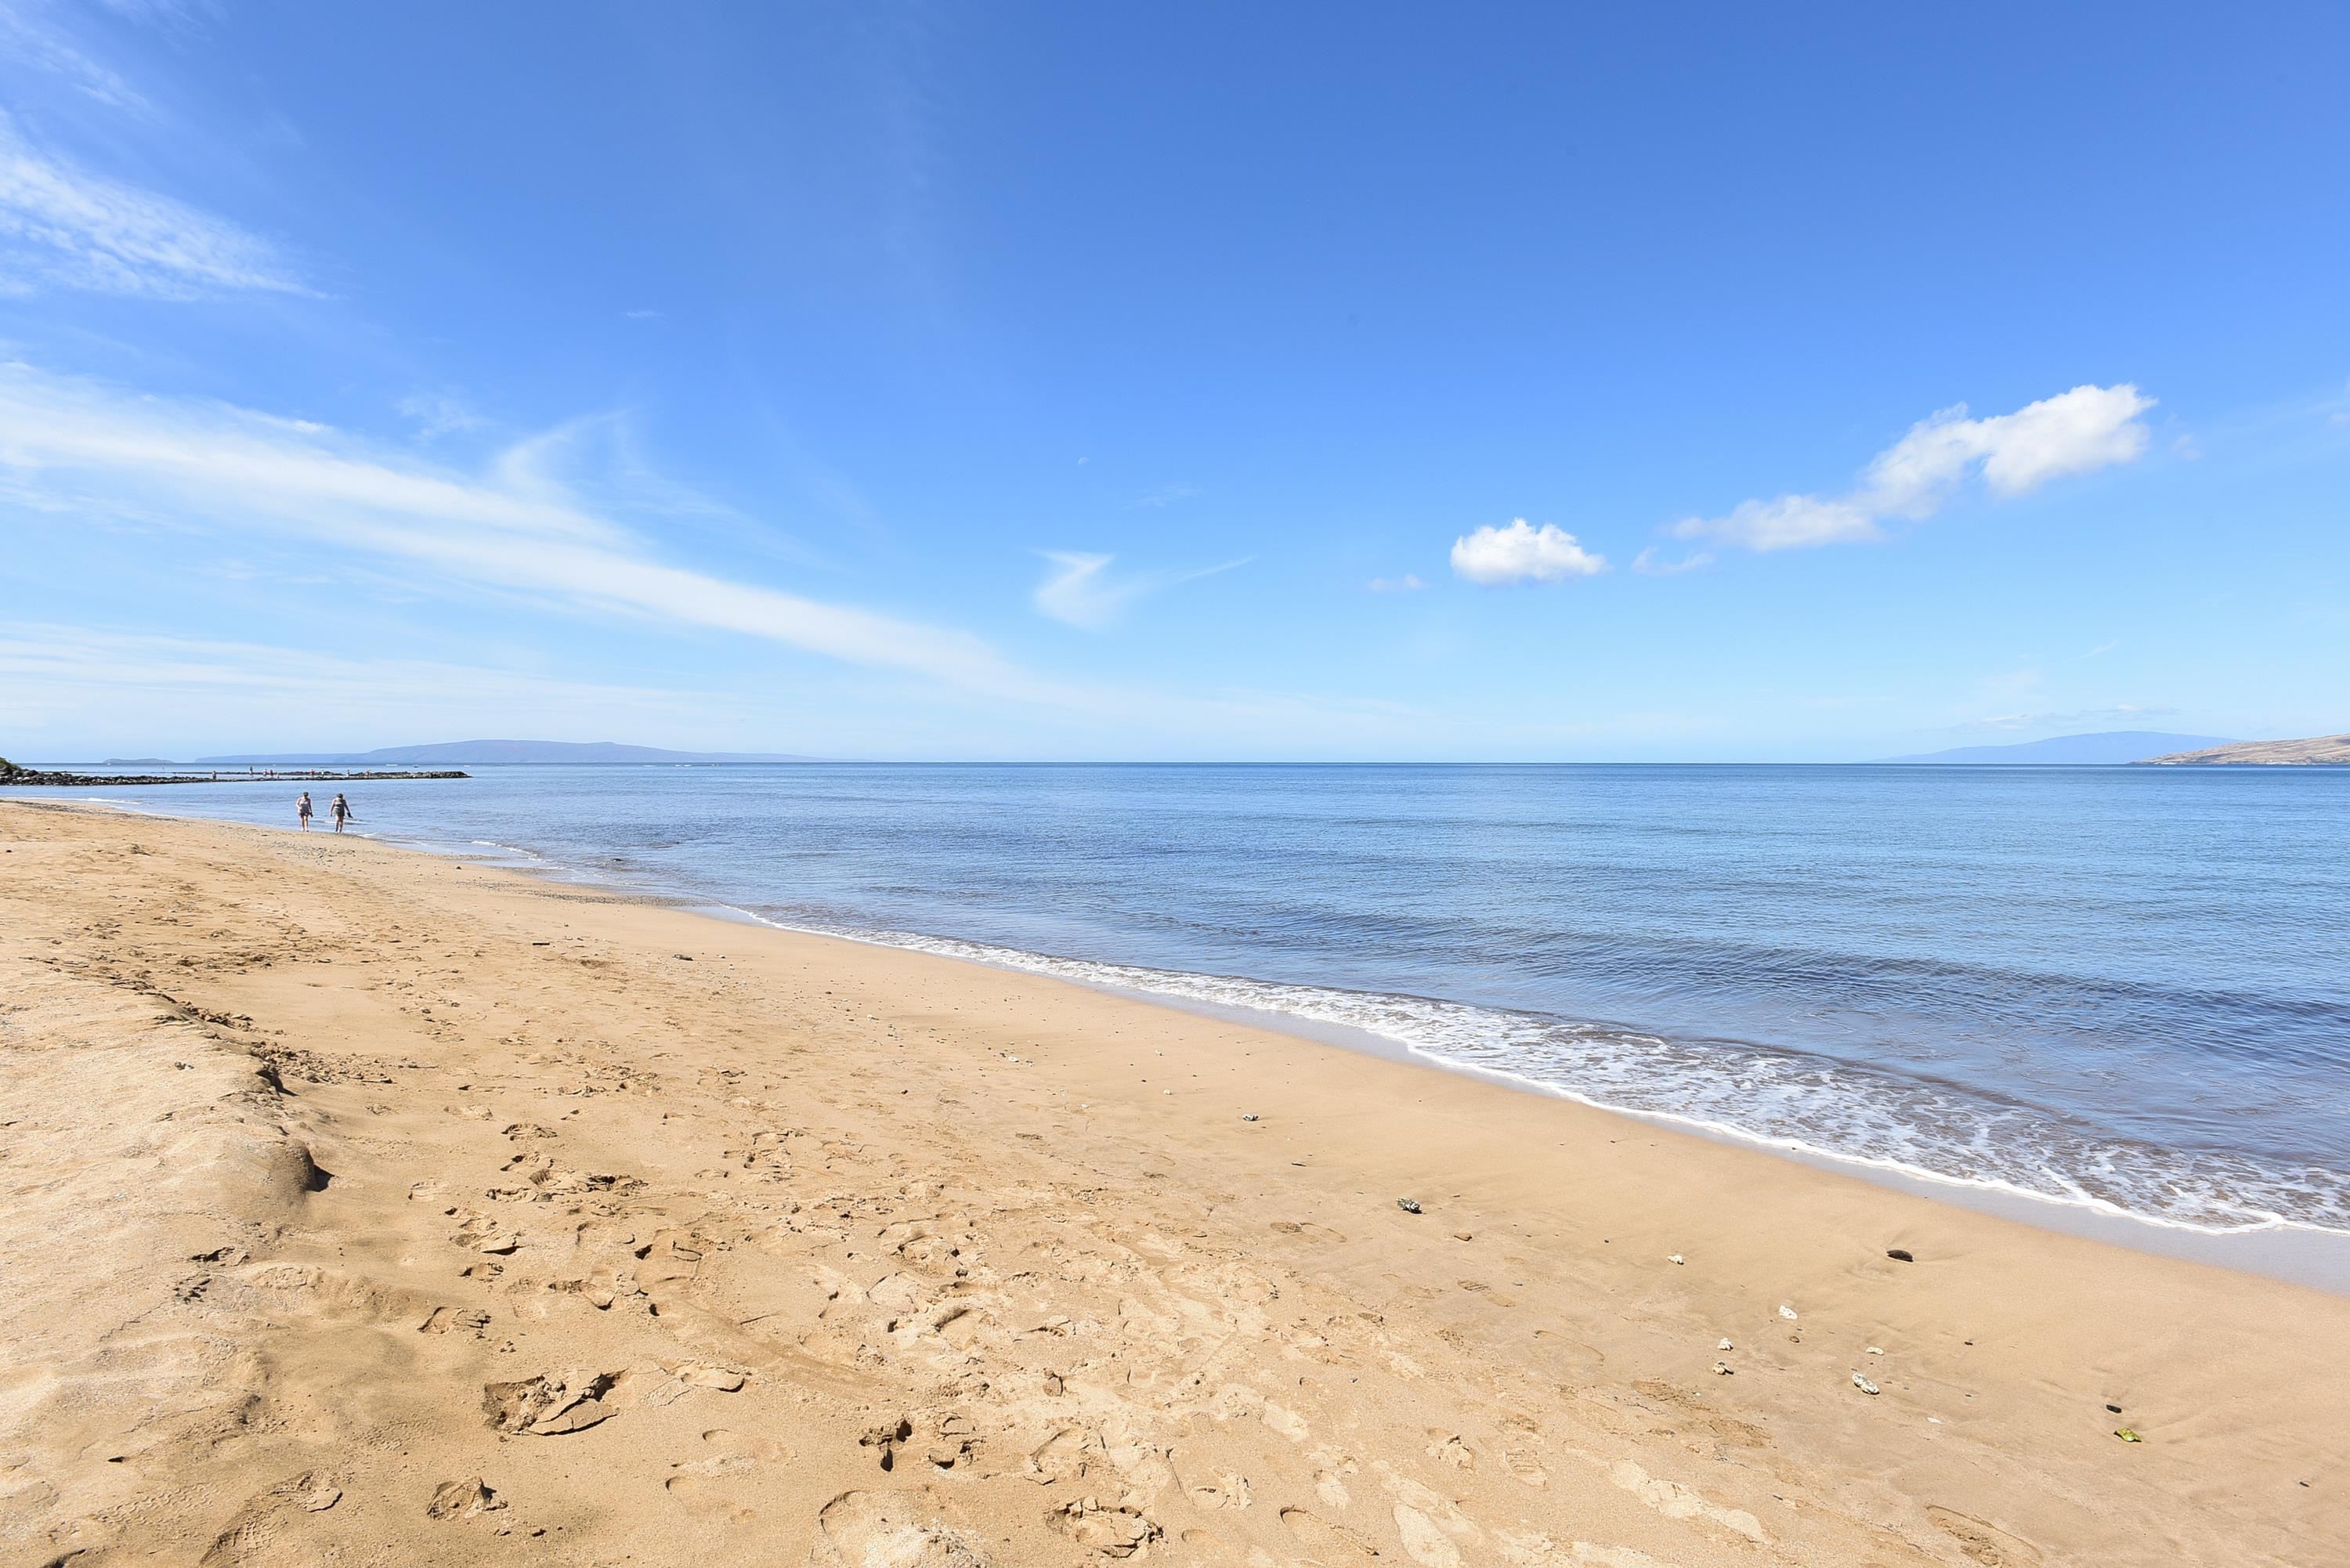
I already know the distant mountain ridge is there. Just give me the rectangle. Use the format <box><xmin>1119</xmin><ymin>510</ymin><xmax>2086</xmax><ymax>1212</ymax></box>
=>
<box><xmin>2136</xmin><ymin>732</ymin><xmax>2350</xmax><ymax>766</ymax></box>
<box><xmin>193</xmin><ymin>740</ymin><xmax>826</xmax><ymax>766</ymax></box>
<box><xmin>1875</xmin><ymin>730</ymin><xmax>2235</xmax><ymax>765</ymax></box>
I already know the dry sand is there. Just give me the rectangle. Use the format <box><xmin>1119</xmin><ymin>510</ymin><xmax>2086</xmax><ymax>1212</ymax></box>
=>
<box><xmin>2</xmin><ymin>800</ymin><xmax>2343</xmax><ymax>1568</ymax></box>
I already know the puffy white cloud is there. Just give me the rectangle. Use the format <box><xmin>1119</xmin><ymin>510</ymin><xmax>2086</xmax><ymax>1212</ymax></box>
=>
<box><xmin>1860</xmin><ymin>384</ymin><xmax>2155</xmax><ymax>516</ymax></box>
<box><xmin>1450</xmin><ymin>518</ymin><xmax>1607</xmax><ymax>585</ymax></box>
<box><xmin>1668</xmin><ymin>384</ymin><xmax>2156</xmax><ymax>557</ymax></box>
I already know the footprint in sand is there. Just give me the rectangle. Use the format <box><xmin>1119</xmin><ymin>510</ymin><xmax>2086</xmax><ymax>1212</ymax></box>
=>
<box><xmin>197</xmin><ymin>1469</ymin><xmax>344</xmax><ymax>1566</ymax></box>
<box><xmin>1926</xmin><ymin>1506</ymin><xmax>2044</xmax><ymax>1567</ymax></box>
<box><xmin>1394</xmin><ymin>1503</ymin><xmax>1466</xmax><ymax>1568</ymax></box>
<box><xmin>665</xmin><ymin>1429</ymin><xmax>791</xmax><ymax>1519</ymax></box>
<box><xmin>810</xmin><ymin>1488</ymin><xmax>992</xmax><ymax>1568</ymax></box>
<box><xmin>1280</xmin><ymin>1507</ymin><xmax>1382</xmax><ymax>1563</ymax></box>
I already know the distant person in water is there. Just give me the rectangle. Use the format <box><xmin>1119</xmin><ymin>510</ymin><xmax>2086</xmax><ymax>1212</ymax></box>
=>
<box><xmin>331</xmin><ymin>793</ymin><xmax>352</xmax><ymax>833</ymax></box>
<box><xmin>297</xmin><ymin>791</ymin><xmax>313</xmax><ymax>830</ymax></box>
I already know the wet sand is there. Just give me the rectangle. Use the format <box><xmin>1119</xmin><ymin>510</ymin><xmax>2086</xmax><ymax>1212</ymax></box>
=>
<box><xmin>3</xmin><ymin>799</ymin><xmax>2342</xmax><ymax>1566</ymax></box>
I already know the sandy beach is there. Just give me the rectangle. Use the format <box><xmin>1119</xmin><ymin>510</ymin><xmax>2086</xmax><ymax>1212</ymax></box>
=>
<box><xmin>2</xmin><ymin>800</ymin><xmax>2342</xmax><ymax>1568</ymax></box>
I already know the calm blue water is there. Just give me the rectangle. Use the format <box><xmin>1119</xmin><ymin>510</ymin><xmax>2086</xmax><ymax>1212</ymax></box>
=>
<box><xmin>21</xmin><ymin>763</ymin><xmax>2350</xmax><ymax>1234</ymax></box>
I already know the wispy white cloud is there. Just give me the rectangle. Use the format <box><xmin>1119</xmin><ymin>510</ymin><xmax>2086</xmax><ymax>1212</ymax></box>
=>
<box><xmin>0</xmin><ymin>2</ymin><xmax>150</xmax><ymax>113</ymax></box>
<box><xmin>1450</xmin><ymin>518</ymin><xmax>1607</xmax><ymax>585</ymax></box>
<box><xmin>0</xmin><ymin>367</ymin><xmax>1505</xmax><ymax>754</ymax></box>
<box><xmin>0</xmin><ymin>108</ymin><xmax>305</xmax><ymax>297</ymax></box>
<box><xmin>1132</xmin><ymin>482</ymin><xmax>1198</xmax><ymax>509</ymax></box>
<box><xmin>1631</xmin><ymin>546</ymin><xmax>1714</xmax><ymax>576</ymax></box>
<box><xmin>623</xmin><ymin>308</ymin><xmax>663</xmax><ymax>321</ymax></box>
<box><xmin>0</xmin><ymin>362</ymin><xmax>1094</xmax><ymax>704</ymax></box>
<box><xmin>1031</xmin><ymin>550</ymin><xmax>1246</xmax><ymax>630</ymax></box>
<box><xmin>1366</xmin><ymin>573</ymin><xmax>1424</xmax><ymax>592</ymax></box>
<box><xmin>1662</xmin><ymin>384</ymin><xmax>2156</xmax><ymax>559</ymax></box>
<box><xmin>394</xmin><ymin>392</ymin><xmax>487</xmax><ymax>440</ymax></box>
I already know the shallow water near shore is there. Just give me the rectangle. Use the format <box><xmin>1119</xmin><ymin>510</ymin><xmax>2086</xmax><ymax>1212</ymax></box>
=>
<box><xmin>21</xmin><ymin>761</ymin><xmax>2350</xmax><ymax>1249</ymax></box>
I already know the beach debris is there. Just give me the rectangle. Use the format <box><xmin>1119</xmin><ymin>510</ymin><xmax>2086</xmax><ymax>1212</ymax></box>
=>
<box><xmin>480</xmin><ymin>1371</ymin><xmax>621</xmax><ymax>1435</ymax></box>
<box><xmin>1713</xmin><ymin>1361</ymin><xmax>1734</xmax><ymax>1376</ymax></box>
<box><xmin>1453</xmin><ymin>1231</ymin><xmax>1474</xmax><ymax>1241</ymax></box>
<box><xmin>1778</xmin><ymin>1304</ymin><xmax>1799</xmax><ymax>1321</ymax></box>
<box><xmin>862</xmin><ymin>1417</ymin><xmax>915</xmax><ymax>1472</ymax></box>
<box><xmin>426</xmin><ymin>1478</ymin><xmax>505</xmax><ymax>1519</ymax></box>
<box><xmin>1050</xmin><ymin>1497</ymin><xmax>1162</xmax><ymax>1557</ymax></box>
<box><xmin>1718</xmin><ymin>1337</ymin><xmax>1734</xmax><ymax>1351</ymax></box>
<box><xmin>2114</xmin><ymin>1427</ymin><xmax>2142</xmax><ymax>1443</ymax></box>
<box><xmin>1851</xmin><ymin>1371</ymin><xmax>1880</xmax><ymax>1396</ymax></box>
<box><xmin>1887</xmin><ymin>1248</ymin><xmax>1915</xmax><ymax>1263</ymax></box>
<box><xmin>420</xmin><ymin>1306</ymin><xmax>494</xmax><ymax>1337</ymax></box>
<box><xmin>1668</xmin><ymin>1253</ymin><xmax>1685</xmax><ymax>1265</ymax></box>
<box><xmin>2105</xmin><ymin>1402</ymin><xmax>2122</xmax><ymax>1414</ymax></box>
<box><xmin>1396</xmin><ymin>1198</ymin><xmax>1423</xmax><ymax>1214</ymax></box>
<box><xmin>1241</xmin><ymin>1113</ymin><xmax>1259</xmax><ymax>1121</ymax></box>
<box><xmin>1866</xmin><ymin>1346</ymin><xmax>1885</xmax><ymax>1356</ymax></box>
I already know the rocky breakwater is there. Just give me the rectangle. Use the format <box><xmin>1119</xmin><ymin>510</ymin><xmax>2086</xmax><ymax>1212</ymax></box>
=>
<box><xmin>0</xmin><ymin>757</ymin><xmax>468</xmax><ymax>786</ymax></box>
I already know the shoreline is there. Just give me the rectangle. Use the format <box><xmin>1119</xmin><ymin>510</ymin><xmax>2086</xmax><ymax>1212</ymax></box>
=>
<box><xmin>5</xmin><ymin>797</ymin><xmax>2347</xmax><ymax>1565</ymax></box>
<box><xmin>725</xmin><ymin>906</ymin><xmax>2350</xmax><ymax>1292</ymax></box>
<box><xmin>36</xmin><ymin>787</ymin><xmax>2350</xmax><ymax>1292</ymax></box>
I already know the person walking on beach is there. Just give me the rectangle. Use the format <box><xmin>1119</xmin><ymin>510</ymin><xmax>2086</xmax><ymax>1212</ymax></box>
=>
<box><xmin>297</xmin><ymin>791</ymin><xmax>313</xmax><ymax>830</ymax></box>
<box><xmin>331</xmin><ymin>793</ymin><xmax>352</xmax><ymax>833</ymax></box>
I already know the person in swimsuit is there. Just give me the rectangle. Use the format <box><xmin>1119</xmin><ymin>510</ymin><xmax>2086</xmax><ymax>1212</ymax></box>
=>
<box><xmin>331</xmin><ymin>793</ymin><xmax>352</xmax><ymax>832</ymax></box>
<box><xmin>298</xmin><ymin>791</ymin><xmax>313</xmax><ymax>829</ymax></box>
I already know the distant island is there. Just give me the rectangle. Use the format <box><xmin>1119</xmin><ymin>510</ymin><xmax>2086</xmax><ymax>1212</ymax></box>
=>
<box><xmin>2135</xmin><ymin>732</ymin><xmax>2350</xmax><ymax>766</ymax></box>
<box><xmin>192</xmin><ymin>740</ymin><xmax>827</xmax><ymax>767</ymax></box>
<box><xmin>1875</xmin><ymin>730</ymin><xmax>2234</xmax><ymax>765</ymax></box>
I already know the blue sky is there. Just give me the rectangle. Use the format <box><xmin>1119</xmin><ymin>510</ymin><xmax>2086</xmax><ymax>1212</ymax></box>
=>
<box><xmin>2</xmin><ymin>2</ymin><xmax>2345</xmax><ymax>761</ymax></box>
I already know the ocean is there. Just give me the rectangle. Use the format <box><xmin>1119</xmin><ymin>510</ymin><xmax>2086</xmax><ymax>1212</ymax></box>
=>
<box><xmin>24</xmin><ymin>762</ymin><xmax>2350</xmax><ymax>1241</ymax></box>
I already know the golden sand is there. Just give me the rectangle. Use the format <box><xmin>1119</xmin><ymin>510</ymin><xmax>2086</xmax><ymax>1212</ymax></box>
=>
<box><xmin>2</xmin><ymin>800</ymin><xmax>2341</xmax><ymax>1566</ymax></box>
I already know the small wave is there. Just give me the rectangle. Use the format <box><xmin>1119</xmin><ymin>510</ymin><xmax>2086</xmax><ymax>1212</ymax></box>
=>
<box><xmin>741</xmin><ymin>912</ymin><xmax>2350</xmax><ymax>1239</ymax></box>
